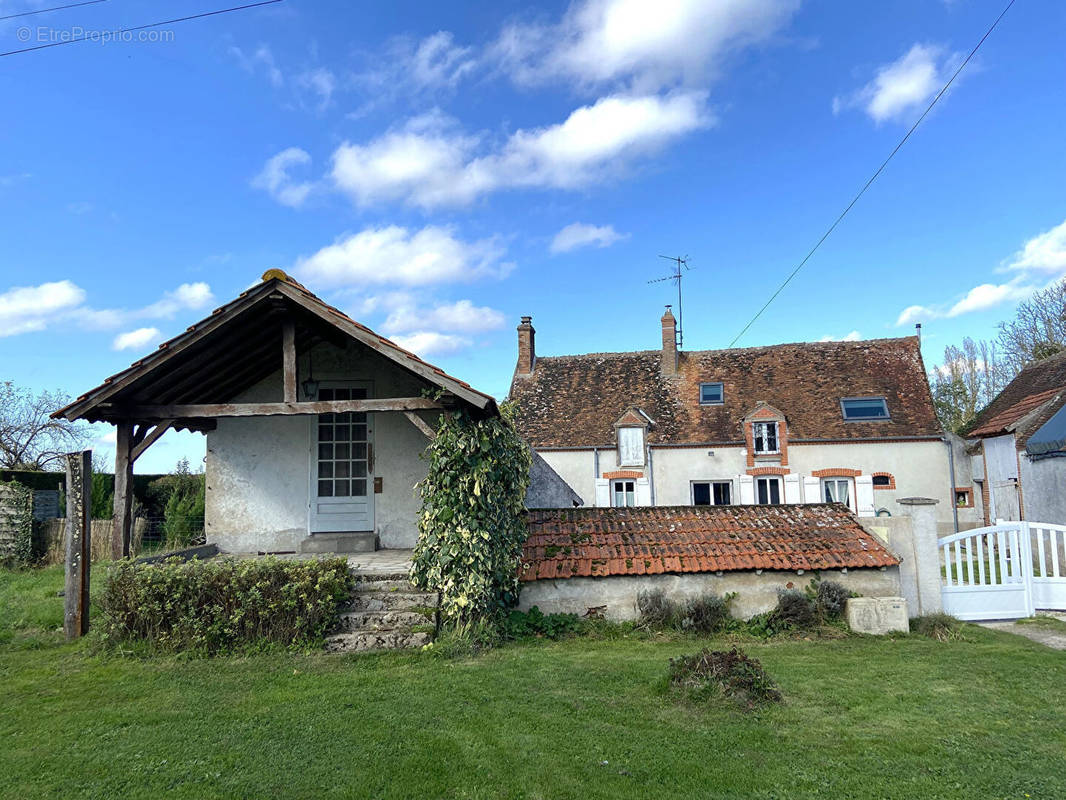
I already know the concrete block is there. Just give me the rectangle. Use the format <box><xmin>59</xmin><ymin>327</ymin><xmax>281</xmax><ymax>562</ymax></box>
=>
<box><xmin>846</xmin><ymin>596</ymin><xmax>909</xmax><ymax>635</ymax></box>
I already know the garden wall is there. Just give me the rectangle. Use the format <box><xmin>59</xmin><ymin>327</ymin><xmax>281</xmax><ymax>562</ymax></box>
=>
<box><xmin>518</xmin><ymin>567</ymin><xmax>901</xmax><ymax>621</ymax></box>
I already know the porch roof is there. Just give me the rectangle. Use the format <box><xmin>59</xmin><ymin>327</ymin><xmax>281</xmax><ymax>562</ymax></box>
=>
<box><xmin>54</xmin><ymin>270</ymin><xmax>497</xmax><ymax>431</ymax></box>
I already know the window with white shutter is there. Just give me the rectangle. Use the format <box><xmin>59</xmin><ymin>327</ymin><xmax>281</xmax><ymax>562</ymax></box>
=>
<box><xmin>617</xmin><ymin>427</ymin><xmax>645</xmax><ymax>466</ymax></box>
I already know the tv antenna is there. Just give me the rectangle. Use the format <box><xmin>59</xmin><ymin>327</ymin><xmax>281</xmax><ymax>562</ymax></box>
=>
<box><xmin>649</xmin><ymin>255</ymin><xmax>691</xmax><ymax>349</ymax></box>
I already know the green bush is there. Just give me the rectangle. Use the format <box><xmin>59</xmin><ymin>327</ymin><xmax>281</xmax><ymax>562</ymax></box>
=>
<box><xmin>410</xmin><ymin>403</ymin><xmax>531</xmax><ymax>628</ymax></box>
<box><xmin>668</xmin><ymin>646</ymin><xmax>782</xmax><ymax>709</ymax></box>
<box><xmin>910</xmin><ymin>612</ymin><xmax>965</xmax><ymax>642</ymax></box>
<box><xmin>503</xmin><ymin>606</ymin><xmax>581</xmax><ymax>640</ymax></box>
<box><xmin>637</xmin><ymin>589</ymin><xmax>680</xmax><ymax>628</ymax></box>
<box><xmin>772</xmin><ymin>589</ymin><xmax>819</xmax><ymax>630</ymax></box>
<box><xmin>99</xmin><ymin>557</ymin><xmax>353</xmax><ymax>654</ymax></box>
<box><xmin>1</xmin><ymin>480</ymin><xmax>34</xmax><ymax>568</ymax></box>
<box><xmin>813</xmin><ymin>580</ymin><xmax>851</xmax><ymax>620</ymax></box>
<box><xmin>637</xmin><ymin>589</ymin><xmax>735</xmax><ymax>634</ymax></box>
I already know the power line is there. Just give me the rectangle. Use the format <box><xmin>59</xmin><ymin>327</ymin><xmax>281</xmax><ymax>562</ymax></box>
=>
<box><xmin>0</xmin><ymin>0</ymin><xmax>283</xmax><ymax>58</ymax></box>
<box><xmin>727</xmin><ymin>0</ymin><xmax>1017</xmax><ymax>349</ymax></box>
<box><xmin>0</xmin><ymin>1</ymin><xmax>107</xmax><ymax>22</ymax></box>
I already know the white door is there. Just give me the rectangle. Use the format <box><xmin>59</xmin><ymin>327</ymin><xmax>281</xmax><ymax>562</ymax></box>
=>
<box><xmin>310</xmin><ymin>384</ymin><xmax>374</xmax><ymax>532</ymax></box>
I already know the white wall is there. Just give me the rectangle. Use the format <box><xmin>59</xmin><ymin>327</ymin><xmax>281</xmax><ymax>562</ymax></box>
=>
<box><xmin>205</xmin><ymin>339</ymin><xmax>436</xmax><ymax>552</ymax></box>
<box><xmin>1019</xmin><ymin>454</ymin><xmax>1066</xmax><ymax>525</ymax></box>
<box><xmin>538</xmin><ymin>439</ymin><xmax>958</xmax><ymax>533</ymax></box>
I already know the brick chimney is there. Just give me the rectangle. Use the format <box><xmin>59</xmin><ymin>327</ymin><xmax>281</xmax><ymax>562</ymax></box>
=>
<box><xmin>517</xmin><ymin>316</ymin><xmax>536</xmax><ymax>375</ymax></box>
<box><xmin>661</xmin><ymin>306</ymin><xmax>677</xmax><ymax>375</ymax></box>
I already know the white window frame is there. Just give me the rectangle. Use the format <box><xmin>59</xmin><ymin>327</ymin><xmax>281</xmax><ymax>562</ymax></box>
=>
<box><xmin>699</xmin><ymin>382</ymin><xmax>724</xmax><ymax>405</ymax></box>
<box><xmin>692</xmin><ymin>480</ymin><xmax>732</xmax><ymax>506</ymax></box>
<box><xmin>611</xmin><ymin>479</ymin><xmax>636</xmax><ymax>508</ymax></box>
<box><xmin>821</xmin><ymin>477</ymin><xmax>855</xmax><ymax>511</ymax></box>
<box><xmin>752</xmin><ymin>421</ymin><xmax>779</xmax><ymax>454</ymax></box>
<box><xmin>617</xmin><ymin>426</ymin><xmax>645</xmax><ymax>467</ymax></box>
<box><xmin>755</xmin><ymin>476</ymin><xmax>782</xmax><ymax>505</ymax></box>
<box><xmin>840</xmin><ymin>396</ymin><xmax>890</xmax><ymax>421</ymax></box>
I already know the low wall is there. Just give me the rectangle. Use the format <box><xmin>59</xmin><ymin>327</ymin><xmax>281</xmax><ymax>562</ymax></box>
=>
<box><xmin>518</xmin><ymin>567</ymin><xmax>902</xmax><ymax>621</ymax></box>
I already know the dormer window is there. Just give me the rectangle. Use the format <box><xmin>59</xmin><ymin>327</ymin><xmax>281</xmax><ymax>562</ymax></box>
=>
<box><xmin>617</xmin><ymin>426</ymin><xmax>645</xmax><ymax>467</ymax></box>
<box><xmin>841</xmin><ymin>396</ymin><xmax>890</xmax><ymax>421</ymax></box>
<box><xmin>699</xmin><ymin>382</ymin><xmax>724</xmax><ymax>405</ymax></box>
<box><xmin>752</xmin><ymin>421</ymin><xmax>778</xmax><ymax>454</ymax></box>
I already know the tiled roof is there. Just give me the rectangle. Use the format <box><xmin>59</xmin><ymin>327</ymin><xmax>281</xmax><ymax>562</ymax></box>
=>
<box><xmin>509</xmin><ymin>337</ymin><xmax>939</xmax><ymax>447</ymax></box>
<box><xmin>519</xmin><ymin>504</ymin><xmax>899</xmax><ymax>582</ymax></box>
<box><xmin>967</xmin><ymin>350</ymin><xmax>1066</xmax><ymax>446</ymax></box>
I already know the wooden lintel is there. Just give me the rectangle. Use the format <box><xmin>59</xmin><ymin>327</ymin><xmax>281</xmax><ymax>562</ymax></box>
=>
<box><xmin>131</xmin><ymin>420</ymin><xmax>174</xmax><ymax>462</ymax></box>
<box><xmin>403</xmin><ymin>410</ymin><xmax>437</xmax><ymax>440</ymax></box>
<box><xmin>282</xmin><ymin>321</ymin><xmax>297</xmax><ymax>403</ymax></box>
<box><xmin>121</xmin><ymin>397</ymin><xmax>445</xmax><ymax>419</ymax></box>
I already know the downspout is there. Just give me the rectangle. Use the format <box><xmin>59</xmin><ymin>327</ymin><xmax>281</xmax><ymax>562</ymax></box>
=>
<box><xmin>945</xmin><ymin>436</ymin><xmax>959</xmax><ymax>533</ymax></box>
<box><xmin>648</xmin><ymin>446</ymin><xmax>656</xmax><ymax>506</ymax></box>
<box><xmin>593</xmin><ymin>447</ymin><xmax>599</xmax><ymax>485</ymax></box>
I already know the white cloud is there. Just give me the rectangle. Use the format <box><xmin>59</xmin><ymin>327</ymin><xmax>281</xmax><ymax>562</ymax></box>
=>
<box><xmin>895</xmin><ymin>281</ymin><xmax>1034</xmax><ymax>326</ymax></box>
<box><xmin>383</xmin><ymin>299</ymin><xmax>505</xmax><ymax>335</ymax></box>
<box><xmin>295</xmin><ymin>226</ymin><xmax>511</xmax><ymax>289</ymax></box>
<box><xmin>295</xmin><ymin>67</ymin><xmax>336</xmax><ymax>110</ymax></box>
<box><xmin>494</xmin><ymin>0</ymin><xmax>799</xmax><ymax>92</ymax></box>
<box><xmin>0</xmin><ymin>280</ymin><xmax>85</xmax><ymax>337</ymax></box>
<box><xmin>818</xmin><ymin>331</ymin><xmax>862</xmax><ymax>342</ymax></box>
<box><xmin>387</xmin><ymin>331</ymin><xmax>472</xmax><ymax>357</ymax></box>
<box><xmin>1005</xmin><ymin>218</ymin><xmax>1066</xmax><ymax>274</ymax></box>
<box><xmin>112</xmin><ymin>327</ymin><xmax>162</xmax><ymax>351</ymax></box>
<box><xmin>330</xmin><ymin>92</ymin><xmax>709</xmax><ymax>208</ymax></box>
<box><xmin>409</xmin><ymin>32</ymin><xmax>477</xmax><ymax>89</ymax></box>
<box><xmin>550</xmin><ymin>222</ymin><xmax>627</xmax><ymax>253</ymax></box>
<box><xmin>229</xmin><ymin>43</ymin><xmax>283</xmax><ymax>87</ymax></box>
<box><xmin>835</xmin><ymin>44</ymin><xmax>961</xmax><ymax>124</ymax></box>
<box><xmin>252</xmin><ymin>147</ymin><xmax>314</xmax><ymax>207</ymax></box>
<box><xmin>140</xmin><ymin>283</ymin><xmax>214</xmax><ymax>318</ymax></box>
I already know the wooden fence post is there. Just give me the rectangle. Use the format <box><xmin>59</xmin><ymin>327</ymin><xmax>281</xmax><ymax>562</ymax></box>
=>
<box><xmin>64</xmin><ymin>450</ymin><xmax>92</xmax><ymax>640</ymax></box>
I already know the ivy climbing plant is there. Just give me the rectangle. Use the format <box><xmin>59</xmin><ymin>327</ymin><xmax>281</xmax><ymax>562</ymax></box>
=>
<box><xmin>410</xmin><ymin>403</ymin><xmax>532</xmax><ymax>627</ymax></box>
<box><xmin>1</xmin><ymin>480</ymin><xmax>35</xmax><ymax>567</ymax></box>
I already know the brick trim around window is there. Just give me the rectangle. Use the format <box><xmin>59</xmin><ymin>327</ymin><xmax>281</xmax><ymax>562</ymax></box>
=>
<box><xmin>871</xmin><ymin>471</ymin><xmax>896</xmax><ymax>490</ymax></box>
<box><xmin>603</xmin><ymin>470</ymin><xmax>643</xmax><ymax>480</ymax></box>
<box><xmin>747</xmin><ymin>466</ymin><xmax>790</xmax><ymax>476</ymax></box>
<box><xmin>954</xmin><ymin>487</ymin><xmax>974</xmax><ymax>508</ymax></box>
<box><xmin>811</xmin><ymin>468</ymin><xmax>862</xmax><ymax>478</ymax></box>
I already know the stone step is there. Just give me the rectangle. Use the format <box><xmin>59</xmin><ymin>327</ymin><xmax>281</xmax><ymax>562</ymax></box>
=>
<box><xmin>325</xmin><ymin>630</ymin><xmax>431</xmax><ymax>653</ymax></box>
<box><xmin>344</xmin><ymin>591</ymin><xmax>438</xmax><ymax>612</ymax></box>
<box><xmin>300</xmin><ymin>532</ymin><xmax>377</xmax><ymax>554</ymax></box>
<box><xmin>351</xmin><ymin>578</ymin><xmax>423</xmax><ymax>593</ymax></box>
<box><xmin>338</xmin><ymin>609</ymin><xmax>433</xmax><ymax>631</ymax></box>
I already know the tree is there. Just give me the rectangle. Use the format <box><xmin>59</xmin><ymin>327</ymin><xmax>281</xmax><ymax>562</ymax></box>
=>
<box><xmin>0</xmin><ymin>382</ymin><xmax>93</xmax><ymax>470</ymax></box>
<box><xmin>930</xmin><ymin>338</ymin><xmax>1007</xmax><ymax>433</ymax></box>
<box><xmin>997</xmin><ymin>278</ymin><xmax>1066</xmax><ymax>373</ymax></box>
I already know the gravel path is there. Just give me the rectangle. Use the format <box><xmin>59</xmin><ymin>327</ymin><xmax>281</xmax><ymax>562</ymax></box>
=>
<box><xmin>980</xmin><ymin>614</ymin><xmax>1066</xmax><ymax>650</ymax></box>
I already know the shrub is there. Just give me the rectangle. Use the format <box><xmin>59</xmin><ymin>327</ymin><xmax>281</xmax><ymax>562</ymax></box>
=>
<box><xmin>772</xmin><ymin>589</ymin><xmax>819</xmax><ymax>630</ymax></box>
<box><xmin>638</xmin><ymin>589</ymin><xmax>735</xmax><ymax>634</ymax></box>
<box><xmin>99</xmin><ymin>556</ymin><xmax>352</xmax><ymax>654</ymax></box>
<box><xmin>427</xmin><ymin>619</ymin><xmax>502</xmax><ymax>658</ymax></box>
<box><xmin>410</xmin><ymin>403</ymin><xmax>531</xmax><ymax>628</ymax></box>
<box><xmin>668</xmin><ymin>646</ymin><xmax>782</xmax><ymax>709</ymax></box>
<box><xmin>1</xmin><ymin>480</ymin><xmax>34</xmax><ymax>568</ymax></box>
<box><xmin>638</xmin><ymin>589</ymin><xmax>681</xmax><ymax>629</ymax></box>
<box><xmin>814</xmin><ymin>580</ymin><xmax>851</xmax><ymax>620</ymax></box>
<box><xmin>910</xmin><ymin>612</ymin><xmax>965</xmax><ymax>642</ymax></box>
<box><xmin>502</xmin><ymin>606</ymin><xmax>581</xmax><ymax>640</ymax></box>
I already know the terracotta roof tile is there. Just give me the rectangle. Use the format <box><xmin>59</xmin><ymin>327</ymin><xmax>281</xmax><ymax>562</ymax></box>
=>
<box><xmin>509</xmin><ymin>337</ymin><xmax>939</xmax><ymax>447</ymax></box>
<box><xmin>518</xmin><ymin>504</ymin><xmax>899</xmax><ymax>581</ymax></box>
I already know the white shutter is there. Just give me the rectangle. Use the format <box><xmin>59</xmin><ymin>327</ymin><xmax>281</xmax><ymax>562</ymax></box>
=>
<box><xmin>784</xmin><ymin>474</ymin><xmax>801</xmax><ymax>504</ymax></box>
<box><xmin>855</xmin><ymin>475</ymin><xmax>875</xmax><ymax>517</ymax></box>
<box><xmin>594</xmin><ymin>478</ymin><xmax>610</xmax><ymax>508</ymax></box>
<box><xmin>635</xmin><ymin>478</ymin><xmax>651</xmax><ymax>506</ymax></box>
<box><xmin>739</xmin><ymin>475</ymin><xmax>755</xmax><ymax>505</ymax></box>
<box><xmin>617</xmin><ymin>427</ymin><xmax>644</xmax><ymax>466</ymax></box>
<box><xmin>803</xmin><ymin>476</ymin><xmax>821</xmax><ymax>504</ymax></box>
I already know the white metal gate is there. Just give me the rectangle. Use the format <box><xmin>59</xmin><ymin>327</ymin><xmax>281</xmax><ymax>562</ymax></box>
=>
<box><xmin>939</xmin><ymin>521</ymin><xmax>1066</xmax><ymax>620</ymax></box>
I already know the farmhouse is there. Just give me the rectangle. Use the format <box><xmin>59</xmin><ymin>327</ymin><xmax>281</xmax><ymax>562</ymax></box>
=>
<box><xmin>508</xmin><ymin>308</ymin><xmax>970</xmax><ymax>535</ymax></box>
<box><xmin>963</xmin><ymin>350</ymin><xmax>1066</xmax><ymax>525</ymax></box>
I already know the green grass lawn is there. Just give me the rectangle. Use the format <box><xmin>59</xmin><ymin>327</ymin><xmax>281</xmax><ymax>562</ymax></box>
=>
<box><xmin>2</xmin><ymin>566</ymin><xmax>1065</xmax><ymax>799</ymax></box>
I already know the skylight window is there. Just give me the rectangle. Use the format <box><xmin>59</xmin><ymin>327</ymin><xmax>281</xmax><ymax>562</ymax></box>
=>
<box><xmin>841</xmin><ymin>397</ymin><xmax>890</xmax><ymax>421</ymax></box>
<box><xmin>699</xmin><ymin>383</ymin><xmax>723</xmax><ymax>405</ymax></box>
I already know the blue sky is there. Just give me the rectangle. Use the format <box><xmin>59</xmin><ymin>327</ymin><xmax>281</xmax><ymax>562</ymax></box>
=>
<box><xmin>1</xmin><ymin>0</ymin><xmax>1064</xmax><ymax>473</ymax></box>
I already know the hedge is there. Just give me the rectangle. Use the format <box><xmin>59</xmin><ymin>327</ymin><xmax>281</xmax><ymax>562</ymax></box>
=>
<box><xmin>100</xmin><ymin>557</ymin><xmax>353</xmax><ymax>654</ymax></box>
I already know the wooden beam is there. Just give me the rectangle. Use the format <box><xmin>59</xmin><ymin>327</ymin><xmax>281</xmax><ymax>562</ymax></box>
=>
<box><xmin>131</xmin><ymin>421</ymin><xmax>173</xmax><ymax>462</ymax></box>
<box><xmin>112</xmin><ymin>423</ymin><xmax>134</xmax><ymax>559</ymax></box>
<box><xmin>282</xmin><ymin>321</ymin><xmax>297</xmax><ymax>403</ymax></box>
<box><xmin>64</xmin><ymin>450</ymin><xmax>92</xmax><ymax>639</ymax></box>
<box><xmin>120</xmin><ymin>397</ymin><xmax>445</xmax><ymax>419</ymax></box>
<box><xmin>403</xmin><ymin>410</ymin><xmax>437</xmax><ymax>440</ymax></box>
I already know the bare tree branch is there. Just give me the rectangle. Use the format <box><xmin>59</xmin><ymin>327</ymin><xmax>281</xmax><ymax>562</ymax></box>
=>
<box><xmin>0</xmin><ymin>382</ymin><xmax>94</xmax><ymax>470</ymax></box>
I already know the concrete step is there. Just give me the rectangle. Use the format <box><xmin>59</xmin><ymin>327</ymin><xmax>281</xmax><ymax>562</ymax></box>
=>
<box><xmin>300</xmin><ymin>532</ymin><xmax>377</xmax><ymax>554</ymax></box>
<box><xmin>345</xmin><ymin>590</ymin><xmax>438</xmax><ymax>612</ymax></box>
<box><xmin>325</xmin><ymin>630</ymin><xmax>431</xmax><ymax>653</ymax></box>
<box><xmin>338</xmin><ymin>609</ymin><xmax>433</xmax><ymax>631</ymax></box>
<box><xmin>351</xmin><ymin>578</ymin><xmax>423</xmax><ymax>593</ymax></box>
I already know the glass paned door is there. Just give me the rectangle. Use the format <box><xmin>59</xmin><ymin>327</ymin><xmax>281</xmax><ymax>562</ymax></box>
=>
<box><xmin>311</xmin><ymin>385</ymin><xmax>374</xmax><ymax>532</ymax></box>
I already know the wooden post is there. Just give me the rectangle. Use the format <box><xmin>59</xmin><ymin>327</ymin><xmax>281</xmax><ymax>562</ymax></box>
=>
<box><xmin>112</xmin><ymin>422</ymin><xmax>134</xmax><ymax>559</ymax></box>
<box><xmin>64</xmin><ymin>450</ymin><xmax>92</xmax><ymax>639</ymax></box>
<box><xmin>282</xmin><ymin>321</ymin><xmax>297</xmax><ymax>403</ymax></box>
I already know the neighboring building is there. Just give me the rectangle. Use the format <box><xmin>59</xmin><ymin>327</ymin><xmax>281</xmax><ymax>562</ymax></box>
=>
<box><xmin>964</xmin><ymin>350</ymin><xmax>1066</xmax><ymax>525</ymax></box>
<box><xmin>508</xmin><ymin>308</ymin><xmax>967</xmax><ymax>535</ymax></box>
